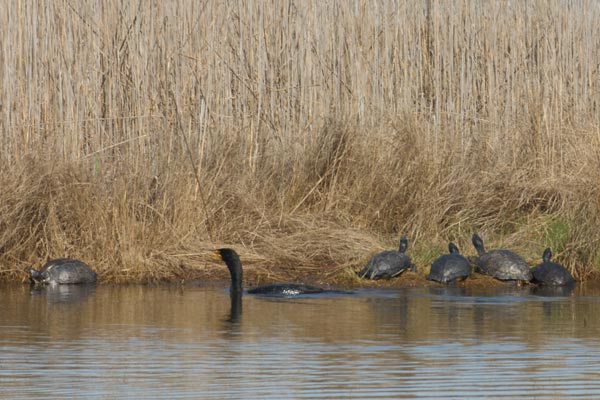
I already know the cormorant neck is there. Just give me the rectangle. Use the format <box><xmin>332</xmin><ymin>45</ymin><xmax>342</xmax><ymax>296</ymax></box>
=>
<box><xmin>226</xmin><ymin>258</ymin><xmax>244</xmax><ymax>293</ymax></box>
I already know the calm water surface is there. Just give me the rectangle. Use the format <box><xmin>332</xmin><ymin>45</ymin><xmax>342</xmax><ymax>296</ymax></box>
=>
<box><xmin>1</xmin><ymin>283</ymin><xmax>600</xmax><ymax>399</ymax></box>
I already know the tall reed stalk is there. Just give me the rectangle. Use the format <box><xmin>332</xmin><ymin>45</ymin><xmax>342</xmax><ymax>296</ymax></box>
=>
<box><xmin>1</xmin><ymin>1</ymin><xmax>600</xmax><ymax>282</ymax></box>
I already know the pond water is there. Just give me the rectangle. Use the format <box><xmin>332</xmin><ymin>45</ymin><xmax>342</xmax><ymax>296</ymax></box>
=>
<box><xmin>1</xmin><ymin>283</ymin><xmax>600</xmax><ymax>399</ymax></box>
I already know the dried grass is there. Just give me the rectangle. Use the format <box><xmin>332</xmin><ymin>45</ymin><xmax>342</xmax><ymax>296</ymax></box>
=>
<box><xmin>1</xmin><ymin>1</ymin><xmax>600</xmax><ymax>283</ymax></box>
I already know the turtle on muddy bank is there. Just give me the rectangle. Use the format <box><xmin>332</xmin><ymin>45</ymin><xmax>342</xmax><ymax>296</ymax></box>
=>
<box><xmin>29</xmin><ymin>258</ymin><xmax>97</xmax><ymax>285</ymax></box>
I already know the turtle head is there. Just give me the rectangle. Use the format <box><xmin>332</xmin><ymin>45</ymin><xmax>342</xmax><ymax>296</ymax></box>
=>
<box><xmin>398</xmin><ymin>236</ymin><xmax>408</xmax><ymax>253</ymax></box>
<box><xmin>448</xmin><ymin>242</ymin><xmax>460</xmax><ymax>254</ymax></box>
<box><xmin>542</xmin><ymin>248</ymin><xmax>552</xmax><ymax>263</ymax></box>
<box><xmin>28</xmin><ymin>267</ymin><xmax>42</xmax><ymax>285</ymax></box>
<box><xmin>472</xmin><ymin>233</ymin><xmax>486</xmax><ymax>256</ymax></box>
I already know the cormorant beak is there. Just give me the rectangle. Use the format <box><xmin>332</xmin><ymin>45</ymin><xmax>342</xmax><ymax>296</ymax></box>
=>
<box><xmin>213</xmin><ymin>251</ymin><xmax>223</xmax><ymax>261</ymax></box>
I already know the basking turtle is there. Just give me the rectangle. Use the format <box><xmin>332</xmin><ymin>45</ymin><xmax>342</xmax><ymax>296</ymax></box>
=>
<box><xmin>29</xmin><ymin>258</ymin><xmax>97</xmax><ymax>285</ymax></box>
<box><xmin>358</xmin><ymin>236</ymin><xmax>415</xmax><ymax>280</ymax></box>
<box><xmin>471</xmin><ymin>233</ymin><xmax>531</xmax><ymax>282</ymax></box>
<box><xmin>427</xmin><ymin>242</ymin><xmax>471</xmax><ymax>284</ymax></box>
<box><xmin>530</xmin><ymin>248</ymin><xmax>575</xmax><ymax>286</ymax></box>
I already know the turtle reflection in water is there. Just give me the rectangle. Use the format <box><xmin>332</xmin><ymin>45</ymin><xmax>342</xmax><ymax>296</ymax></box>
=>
<box><xmin>29</xmin><ymin>258</ymin><xmax>97</xmax><ymax>285</ymax></box>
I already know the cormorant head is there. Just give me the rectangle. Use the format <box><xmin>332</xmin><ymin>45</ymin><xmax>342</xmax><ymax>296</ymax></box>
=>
<box><xmin>215</xmin><ymin>248</ymin><xmax>240</xmax><ymax>266</ymax></box>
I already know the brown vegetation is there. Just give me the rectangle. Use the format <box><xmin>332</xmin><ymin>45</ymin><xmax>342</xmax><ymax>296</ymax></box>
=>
<box><xmin>1</xmin><ymin>1</ymin><xmax>600</xmax><ymax>283</ymax></box>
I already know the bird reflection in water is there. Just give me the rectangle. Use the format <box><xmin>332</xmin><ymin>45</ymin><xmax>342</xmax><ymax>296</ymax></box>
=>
<box><xmin>227</xmin><ymin>289</ymin><xmax>243</xmax><ymax>324</ymax></box>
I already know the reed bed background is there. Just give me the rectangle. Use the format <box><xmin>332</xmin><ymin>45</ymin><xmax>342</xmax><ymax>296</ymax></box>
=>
<box><xmin>1</xmin><ymin>0</ymin><xmax>600</xmax><ymax>283</ymax></box>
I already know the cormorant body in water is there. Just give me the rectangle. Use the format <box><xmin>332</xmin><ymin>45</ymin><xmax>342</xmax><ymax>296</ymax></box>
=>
<box><xmin>215</xmin><ymin>248</ymin><xmax>335</xmax><ymax>296</ymax></box>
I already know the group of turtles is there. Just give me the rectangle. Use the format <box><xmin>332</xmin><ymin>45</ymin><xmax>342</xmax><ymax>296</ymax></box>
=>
<box><xmin>214</xmin><ymin>235</ymin><xmax>574</xmax><ymax>298</ymax></box>
<box><xmin>359</xmin><ymin>233</ymin><xmax>575</xmax><ymax>287</ymax></box>
<box><xmin>27</xmin><ymin>233</ymin><xmax>574</xmax><ymax>295</ymax></box>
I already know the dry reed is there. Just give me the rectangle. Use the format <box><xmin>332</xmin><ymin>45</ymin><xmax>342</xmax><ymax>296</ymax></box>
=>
<box><xmin>1</xmin><ymin>1</ymin><xmax>600</xmax><ymax>283</ymax></box>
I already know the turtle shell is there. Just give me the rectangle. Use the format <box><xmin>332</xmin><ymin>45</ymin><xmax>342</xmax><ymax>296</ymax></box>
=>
<box><xmin>29</xmin><ymin>258</ymin><xmax>97</xmax><ymax>285</ymax></box>
<box><xmin>471</xmin><ymin>234</ymin><xmax>531</xmax><ymax>282</ymax></box>
<box><xmin>358</xmin><ymin>236</ymin><xmax>414</xmax><ymax>280</ymax></box>
<box><xmin>530</xmin><ymin>248</ymin><xmax>575</xmax><ymax>286</ymax></box>
<box><xmin>428</xmin><ymin>243</ymin><xmax>471</xmax><ymax>284</ymax></box>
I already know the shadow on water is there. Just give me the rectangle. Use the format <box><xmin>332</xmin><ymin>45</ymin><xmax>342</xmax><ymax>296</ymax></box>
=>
<box><xmin>1</xmin><ymin>283</ymin><xmax>598</xmax><ymax>344</ymax></box>
<box><xmin>226</xmin><ymin>290</ymin><xmax>243</xmax><ymax>324</ymax></box>
<box><xmin>530</xmin><ymin>283</ymin><xmax>575</xmax><ymax>297</ymax></box>
<box><xmin>220</xmin><ymin>287</ymin><xmax>355</xmax><ymax>336</ymax></box>
<box><xmin>219</xmin><ymin>290</ymin><xmax>244</xmax><ymax>340</ymax></box>
<box><xmin>29</xmin><ymin>284</ymin><xmax>96</xmax><ymax>304</ymax></box>
<box><xmin>2</xmin><ymin>283</ymin><xmax>600</xmax><ymax>398</ymax></box>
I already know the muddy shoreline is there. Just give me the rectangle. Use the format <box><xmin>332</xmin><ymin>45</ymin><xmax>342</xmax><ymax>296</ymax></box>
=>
<box><xmin>8</xmin><ymin>267</ymin><xmax>597</xmax><ymax>291</ymax></box>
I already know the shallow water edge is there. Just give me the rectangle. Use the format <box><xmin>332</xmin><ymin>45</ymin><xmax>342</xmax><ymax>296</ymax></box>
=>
<box><xmin>2</xmin><ymin>284</ymin><xmax>600</xmax><ymax>399</ymax></box>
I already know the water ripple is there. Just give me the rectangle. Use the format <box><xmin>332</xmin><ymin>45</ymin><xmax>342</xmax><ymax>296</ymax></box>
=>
<box><xmin>1</xmin><ymin>285</ymin><xmax>600</xmax><ymax>398</ymax></box>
